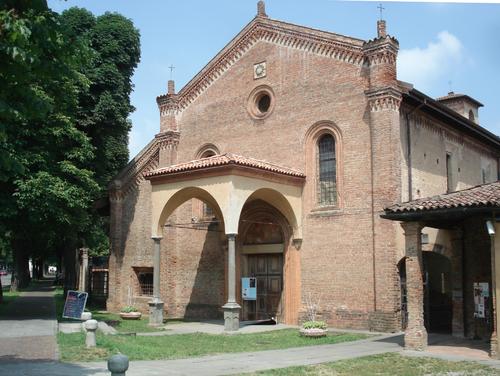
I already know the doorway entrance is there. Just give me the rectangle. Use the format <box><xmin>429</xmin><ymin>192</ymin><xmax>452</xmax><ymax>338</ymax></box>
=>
<box><xmin>244</xmin><ymin>254</ymin><xmax>283</xmax><ymax>321</ymax></box>
<box><xmin>423</xmin><ymin>252</ymin><xmax>452</xmax><ymax>333</ymax></box>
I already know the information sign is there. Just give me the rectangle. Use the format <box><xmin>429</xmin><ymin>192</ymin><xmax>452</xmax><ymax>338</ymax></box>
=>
<box><xmin>62</xmin><ymin>290</ymin><xmax>88</xmax><ymax>319</ymax></box>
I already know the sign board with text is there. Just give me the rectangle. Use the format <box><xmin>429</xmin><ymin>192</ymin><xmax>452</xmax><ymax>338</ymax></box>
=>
<box><xmin>62</xmin><ymin>290</ymin><xmax>88</xmax><ymax>320</ymax></box>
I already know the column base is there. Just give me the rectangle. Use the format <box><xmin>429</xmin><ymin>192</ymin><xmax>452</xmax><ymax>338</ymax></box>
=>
<box><xmin>404</xmin><ymin>326</ymin><xmax>428</xmax><ymax>351</ymax></box>
<box><xmin>222</xmin><ymin>302</ymin><xmax>241</xmax><ymax>331</ymax></box>
<box><xmin>148</xmin><ymin>299</ymin><xmax>164</xmax><ymax>327</ymax></box>
<box><xmin>490</xmin><ymin>331</ymin><xmax>498</xmax><ymax>359</ymax></box>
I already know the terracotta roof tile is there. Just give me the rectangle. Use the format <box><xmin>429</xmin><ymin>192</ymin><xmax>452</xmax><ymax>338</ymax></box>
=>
<box><xmin>144</xmin><ymin>153</ymin><xmax>305</xmax><ymax>178</ymax></box>
<box><xmin>385</xmin><ymin>181</ymin><xmax>500</xmax><ymax>213</ymax></box>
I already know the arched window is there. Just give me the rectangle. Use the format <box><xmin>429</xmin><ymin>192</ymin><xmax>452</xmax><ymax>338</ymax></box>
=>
<box><xmin>317</xmin><ymin>134</ymin><xmax>337</xmax><ymax>205</ymax></box>
<box><xmin>199</xmin><ymin>149</ymin><xmax>217</xmax><ymax>217</ymax></box>
<box><xmin>468</xmin><ymin>110</ymin><xmax>475</xmax><ymax>122</ymax></box>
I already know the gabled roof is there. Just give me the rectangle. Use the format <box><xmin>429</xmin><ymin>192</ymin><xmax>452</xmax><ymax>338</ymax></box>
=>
<box><xmin>144</xmin><ymin>153</ymin><xmax>305</xmax><ymax>179</ymax></box>
<box><xmin>384</xmin><ymin>181</ymin><xmax>500</xmax><ymax>215</ymax></box>
<box><xmin>157</xmin><ymin>15</ymin><xmax>372</xmax><ymax>112</ymax></box>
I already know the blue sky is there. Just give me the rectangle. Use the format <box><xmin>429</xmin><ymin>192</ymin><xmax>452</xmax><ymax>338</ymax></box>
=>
<box><xmin>48</xmin><ymin>0</ymin><xmax>500</xmax><ymax>158</ymax></box>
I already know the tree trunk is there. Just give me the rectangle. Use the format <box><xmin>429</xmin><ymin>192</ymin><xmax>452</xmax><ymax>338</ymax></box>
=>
<box><xmin>0</xmin><ymin>276</ymin><xmax>3</xmax><ymax>303</ymax></box>
<box><xmin>63</xmin><ymin>239</ymin><xmax>78</xmax><ymax>296</ymax></box>
<box><xmin>11</xmin><ymin>236</ymin><xmax>31</xmax><ymax>290</ymax></box>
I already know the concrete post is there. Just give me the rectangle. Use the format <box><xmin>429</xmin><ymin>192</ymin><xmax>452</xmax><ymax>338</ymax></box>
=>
<box><xmin>450</xmin><ymin>228</ymin><xmax>464</xmax><ymax>337</ymax></box>
<box><xmin>81</xmin><ymin>311</ymin><xmax>92</xmax><ymax>332</ymax></box>
<box><xmin>84</xmin><ymin>319</ymin><xmax>98</xmax><ymax>348</ymax></box>
<box><xmin>149</xmin><ymin>236</ymin><xmax>164</xmax><ymax>326</ymax></box>
<box><xmin>108</xmin><ymin>354</ymin><xmax>129</xmax><ymax>376</ymax></box>
<box><xmin>80</xmin><ymin>248</ymin><xmax>89</xmax><ymax>292</ymax></box>
<box><xmin>401</xmin><ymin>221</ymin><xmax>427</xmax><ymax>351</ymax></box>
<box><xmin>222</xmin><ymin>234</ymin><xmax>240</xmax><ymax>331</ymax></box>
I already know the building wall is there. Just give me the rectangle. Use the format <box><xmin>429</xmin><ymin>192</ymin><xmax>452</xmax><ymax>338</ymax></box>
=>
<box><xmin>108</xmin><ymin>25</ymin><xmax>498</xmax><ymax>333</ymax></box>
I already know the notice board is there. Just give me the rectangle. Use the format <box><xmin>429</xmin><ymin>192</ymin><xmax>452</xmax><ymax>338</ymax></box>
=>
<box><xmin>62</xmin><ymin>290</ymin><xmax>88</xmax><ymax>319</ymax></box>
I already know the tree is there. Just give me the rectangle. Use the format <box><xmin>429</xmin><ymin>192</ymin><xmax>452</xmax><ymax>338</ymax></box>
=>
<box><xmin>60</xmin><ymin>8</ymin><xmax>140</xmax><ymax>258</ymax></box>
<box><xmin>0</xmin><ymin>0</ymin><xmax>99</xmax><ymax>288</ymax></box>
<box><xmin>61</xmin><ymin>8</ymin><xmax>140</xmax><ymax>190</ymax></box>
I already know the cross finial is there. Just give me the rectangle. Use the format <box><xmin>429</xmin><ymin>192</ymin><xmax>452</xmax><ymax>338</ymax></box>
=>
<box><xmin>377</xmin><ymin>3</ymin><xmax>385</xmax><ymax>21</ymax></box>
<box><xmin>169</xmin><ymin>64</ymin><xmax>175</xmax><ymax>80</ymax></box>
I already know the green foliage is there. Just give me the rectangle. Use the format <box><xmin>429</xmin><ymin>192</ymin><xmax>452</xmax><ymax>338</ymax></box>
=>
<box><xmin>0</xmin><ymin>3</ymin><xmax>140</xmax><ymax>271</ymax></box>
<box><xmin>61</xmin><ymin>8</ymin><xmax>140</xmax><ymax>190</ymax></box>
<box><xmin>302</xmin><ymin>321</ymin><xmax>327</xmax><ymax>330</ymax></box>
<box><xmin>120</xmin><ymin>306</ymin><xmax>139</xmax><ymax>313</ymax></box>
<box><xmin>0</xmin><ymin>1</ymin><xmax>98</xmax><ymax>261</ymax></box>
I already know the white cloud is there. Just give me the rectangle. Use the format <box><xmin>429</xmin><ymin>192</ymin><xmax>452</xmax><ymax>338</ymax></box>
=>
<box><xmin>397</xmin><ymin>31</ymin><xmax>464</xmax><ymax>93</ymax></box>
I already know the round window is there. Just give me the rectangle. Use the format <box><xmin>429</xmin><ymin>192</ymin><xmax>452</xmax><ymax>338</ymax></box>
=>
<box><xmin>247</xmin><ymin>86</ymin><xmax>275</xmax><ymax>120</ymax></box>
<box><xmin>257</xmin><ymin>93</ymin><xmax>271</xmax><ymax>113</ymax></box>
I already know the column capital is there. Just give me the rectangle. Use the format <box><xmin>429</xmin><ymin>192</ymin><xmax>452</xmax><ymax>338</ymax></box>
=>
<box><xmin>226</xmin><ymin>233</ymin><xmax>237</xmax><ymax>240</ymax></box>
<box><xmin>400</xmin><ymin>221</ymin><xmax>423</xmax><ymax>235</ymax></box>
<box><xmin>151</xmin><ymin>236</ymin><xmax>163</xmax><ymax>241</ymax></box>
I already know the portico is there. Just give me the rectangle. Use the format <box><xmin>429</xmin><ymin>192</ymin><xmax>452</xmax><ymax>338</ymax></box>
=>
<box><xmin>382</xmin><ymin>181</ymin><xmax>500</xmax><ymax>358</ymax></box>
<box><xmin>144</xmin><ymin>153</ymin><xmax>304</xmax><ymax>330</ymax></box>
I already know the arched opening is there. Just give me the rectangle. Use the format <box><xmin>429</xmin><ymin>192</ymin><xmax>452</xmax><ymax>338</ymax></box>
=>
<box><xmin>156</xmin><ymin>187</ymin><xmax>226</xmax><ymax>319</ymax></box>
<box><xmin>237</xmin><ymin>198</ymin><xmax>300</xmax><ymax>324</ymax></box>
<box><xmin>423</xmin><ymin>251</ymin><xmax>452</xmax><ymax>333</ymax></box>
<box><xmin>469</xmin><ymin>110</ymin><xmax>475</xmax><ymax>122</ymax></box>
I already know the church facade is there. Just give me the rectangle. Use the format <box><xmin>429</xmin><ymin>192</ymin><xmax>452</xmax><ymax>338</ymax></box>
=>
<box><xmin>107</xmin><ymin>2</ymin><xmax>500</xmax><ymax>340</ymax></box>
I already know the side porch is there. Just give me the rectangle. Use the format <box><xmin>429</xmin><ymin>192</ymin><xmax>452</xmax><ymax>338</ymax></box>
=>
<box><xmin>382</xmin><ymin>181</ymin><xmax>500</xmax><ymax>358</ymax></box>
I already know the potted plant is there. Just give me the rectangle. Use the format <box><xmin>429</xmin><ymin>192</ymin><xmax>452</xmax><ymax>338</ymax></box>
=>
<box><xmin>300</xmin><ymin>293</ymin><xmax>328</xmax><ymax>338</ymax></box>
<box><xmin>300</xmin><ymin>320</ymin><xmax>328</xmax><ymax>337</ymax></box>
<box><xmin>120</xmin><ymin>306</ymin><xmax>141</xmax><ymax>320</ymax></box>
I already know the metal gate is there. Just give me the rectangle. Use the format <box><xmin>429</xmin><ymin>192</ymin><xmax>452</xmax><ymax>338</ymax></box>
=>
<box><xmin>88</xmin><ymin>256</ymin><xmax>109</xmax><ymax>308</ymax></box>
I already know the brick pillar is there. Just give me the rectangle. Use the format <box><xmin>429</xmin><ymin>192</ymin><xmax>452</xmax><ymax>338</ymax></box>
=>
<box><xmin>450</xmin><ymin>228</ymin><xmax>464</xmax><ymax>337</ymax></box>
<box><xmin>490</xmin><ymin>222</ymin><xmax>500</xmax><ymax>358</ymax></box>
<box><xmin>402</xmin><ymin>221</ymin><xmax>427</xmax><ymax>350</ymax></box>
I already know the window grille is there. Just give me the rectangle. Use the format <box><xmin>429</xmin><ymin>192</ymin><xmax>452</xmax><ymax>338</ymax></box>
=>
<box><xmin>203</xmin><ymin>203</ymin><xmax>214</xmax><ymax>217</ymax></box>
<box><xmin>317</xmin><ymin>134</ymin><xmax>337</xmax><ymax>205</ymax></box>
<box><xmin>138</xmin><ymin>272</ymin><xmax>153</xmax><ymax>296</ymax></box>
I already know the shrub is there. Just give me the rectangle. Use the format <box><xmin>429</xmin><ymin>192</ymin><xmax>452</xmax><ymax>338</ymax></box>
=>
<box><xmin>120</xmin><ymin>306</ymin><xmax>139</xmax><ymax>313</ymax></box>
<box><xmin>302</xmin><ymin>320</ymin><xmax>327</xmax><ymax>330</ymax></box>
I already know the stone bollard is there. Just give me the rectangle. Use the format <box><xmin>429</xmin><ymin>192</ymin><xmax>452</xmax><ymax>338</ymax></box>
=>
<box><xmin>81</xmin><ymin>311</ymin><xmax>92</xmax><ymax>332</ymax></box>
<box><xmin>108</xmin><ymin>353</ymin><xmax>129</xmax><ymax>376</ymax></box>
<box><xmin>84</xmin><ymin>319</ymin><xmax>98</xmax><ymax>348</ymax></box>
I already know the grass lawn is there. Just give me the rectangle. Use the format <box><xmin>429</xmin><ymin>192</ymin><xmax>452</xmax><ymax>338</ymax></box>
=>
<box><xmin>0</xmin><ymin>290</ymin><xmax>20</xmax><ymax>317</ymax></box>
<box><xmin>58</xmin><ymin>329</ymin><xmax>368</xmax><ymax>362</ymax></box>
<box><xmin>243</xmin><ymin>352</ymin><xmax>500</xmax><ymax>376</ymax></box>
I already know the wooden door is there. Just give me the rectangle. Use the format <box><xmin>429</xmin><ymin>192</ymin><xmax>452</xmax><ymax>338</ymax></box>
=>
<box><xmin>246</xmin><ymin>254</ymin><xmax>283</xmax><ymax>320</ymax></box>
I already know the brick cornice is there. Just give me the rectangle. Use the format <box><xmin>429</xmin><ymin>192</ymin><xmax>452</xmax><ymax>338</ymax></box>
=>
<box><xmin>155</xmin><ymin>131</ymin><xmax>180</xmax><ymax>150</ymax></box>
<box><xmin>366</xmin><ymin>87</ymin><xmax>402</xmax><ymax>112</ymax></box>
<box><xmin>109</xmin><ymin>137</ymin><xmax>162</xmax><ymax>199</ymax></box>
<box><xmin>157</xmin><ymin>17</ymin><xmax>368</xmax><ymax>113</ymax></box>
<box><xmin>362</xmin><ymin>36</ymin><xmax>399</xmax><ymax>65</ymax></box>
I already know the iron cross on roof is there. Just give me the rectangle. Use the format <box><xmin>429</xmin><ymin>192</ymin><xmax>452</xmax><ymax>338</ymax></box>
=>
<box><xmin>377</xmin><ymin>3</ymin><xmax>385</xmax><ymax>21</ymax></box>
<box><xmin>169</xmin><ymin>64</ymin><xmax>175</xmax><ymax>80</ymax></box>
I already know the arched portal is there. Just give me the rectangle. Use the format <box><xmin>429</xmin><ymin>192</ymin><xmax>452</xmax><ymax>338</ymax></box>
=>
<box><xmin>237</xmin><ymin>199</ymin><xmax>300</xmax><ymax>325</ymax></box>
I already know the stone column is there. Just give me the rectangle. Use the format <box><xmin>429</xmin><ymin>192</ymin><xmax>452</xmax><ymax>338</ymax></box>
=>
<box><xmin>402</xmin><ymin>221</ymin><xmax>427</xmax><ymax>351</ymax></box>
<box><xmin>149</xmin><ymin>236</ymin><xmax>164</xmax><ymax>326</ymax></box>
<box><xmin>222</xmin><ymin>234</ymin><xmax>241</xmax><ymax>331</ymax></box>
<box><xmin>450</xmin><ymin>228</ymin><xmax>464</xmax><ymax>337</ymax></box>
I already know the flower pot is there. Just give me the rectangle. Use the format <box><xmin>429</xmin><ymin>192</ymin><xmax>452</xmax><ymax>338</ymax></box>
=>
<box><xmin>300</xmin><ymin>328</ymin><xmax>328</xmax><ymax>338</ymax></box>
<box><xmin>120</xmin><ymin>312</ymin><xmax>142</xmax><ymax>320</ymax></box>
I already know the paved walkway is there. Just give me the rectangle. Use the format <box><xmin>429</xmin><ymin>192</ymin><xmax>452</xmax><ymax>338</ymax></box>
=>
<box><xmin>0</xmin><ymin>333</ymin><xmax>403</xmax><ymax>376</ymax></box>
<box><xmin>0</xmin><ymin>280</ymin><xmax>58</xmax><ymax>363</ymax></box>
